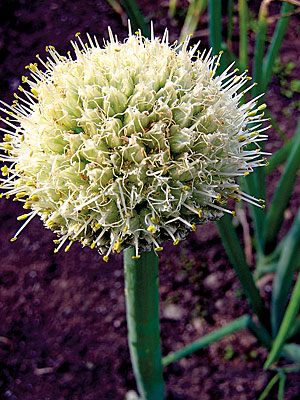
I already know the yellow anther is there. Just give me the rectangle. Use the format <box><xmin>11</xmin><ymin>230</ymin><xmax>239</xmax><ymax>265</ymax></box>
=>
<box><xmin>150</xmin><ymin>216</ymin><xmax>156</xmax><ymax>223</ymax></box>
<box><xmin>31</xmin><ymin>89</ymin><xmax>38</xmax><ymax>97</ymax></box>
<box><xmin>216</xmin><ymin>195</ymin><xmax>221</xmax><ymax>201</ymax></box>
<box><xmin>251</xmin><ymin>132</ymin><xmax>259</xmax><ymax>138</ymax></box>
<box><xmin>23</xmin><ymin>202</ymin><xmax>31</xmax><ymax>209</ymax></box>
<box><xmin>103</xmin><ymin>255</ymin><xmax>109</xmax><ymax>262</ymax></box>
<box><xmin>113</xmin><ymin>241</ymin><xmax>121</xmax><ymax>253</ymax></box>
<box><xmin>29</xmin><ymin>195</ymin><xmax>39</xmax><ymax>201</ymax></box>
<box><xmin>248</xmin><ymin>110</ymin><xmax>257</xmax><ymax>117</ymax></box>
<box><xmin>36</xmin><ymin>54</ymin><xmax>39</xmax><ymax>58</ymax></box>
<box><xmin>54</xmin><ymin>249</ymin><xmax>58</xmax><ymax>253</ymax></box>
<box><xmin>6</xmin><ymin>194</ymin><xmax>10</xmax><ymax>199</ymax></box>
<box><xmin>53</xmin><ymin>239</ymin><xmax>60</xmax><ymax>244</ymax></box>
<box><xmin>1</xmin><ymin>165</ymin><xmax>9</xmax><ymax>176</ymax></box>
<box><xmin>14</xmin><ymin>93</ymin><xmax>18</xmax><ymax>99</ymax></box>
<box><xmin>75</xmin><ymin>32</ymin><xmax>81</xmax><ymax>37</ymax></box>
<box><xmin>132</xmin><ymin>255</ymin><xmax>141</xmax><ymax>260</ymax></box>
<box><xmin>265</xmin><ymin>162</ymin><xmax>269</xmax><ymax>167</ymax></box>
<box><xmin>91</xmin><ymin>241</ymin><xmax>96</xmax><ymax>249</ymax></box>
<box><xmin>4</xmin><ymin>144</ymin><xmax>13</xmax><ymax>150</ymax></box>
<box><xmin>29</xmin><ymin>63</ymin><xmax>38</xmax><ymax>72</ymax></box>
<box><xmin>258</xmin><ymin>103</ymin><xmax>267</xmax><ymax>111</ymax></box>
<box><xmin>18</xmin><ymin>85</ymin><xmax>23</xmax><ymax>92</ymax></box>
<box><xmin>191</xmin><ymin>224</ymin><xmax>196</xmax><ymax>232</ymax></box>
<box><xmin>154</xmin><ymin>247</ymin><xmax>163</xmax><ymax>252</ymax></box>
<box><xmin>243</xmin><ymin>172</ymin><xmax>249</xmax><ymax>177</ymax></box>
<box><xmin>173</xmin><ymin>238</ymin><xmax>179</xmax><ymax>246</ymax></box>
<box><xmin>232</xmin><ymin>211</ymin><xmax>236</xmax><ymax>217</ymax></box>
<box><xmin>256</xmin><ymin>147</ymin><xmax>261</xmax><ymax>152</ymax></box>
<box><xmin>124</xmin><ymin>225</ymin><xmax>128</xmax><ymax>233</ymax></box>
<box><xmin>22</xmin><ymin>76</ymin><xmax>28</xmax><ymax>83</ymax></box>
<box><xmin>26</xmin><ymin>181</ymin><xmax>35</xmax><ymax>187</ymax></box>
<box><xmin>182</xmin><ymin>185</ymin><xmax>189</xmax><ymax>191</ymax></box>
<box><xmin>3</xmin><ymin>134</ymin><xmax>11</xmax><ymax>142</ymax></box>
<box><xmin>94</xmin><ymin>223</ymin><xmax>101</xmax><ymax>230</ymax></box>
<box><xmin>17</xmin><ymin>213</ymin><xmax>30</xmax><ymax>221</ymax></box>
<box><xmin>147</xmin><ymin>225</ymin><xmax>156</xmax><ymax>234</ymax></box>
<box><xmin>65</xmin><ymin>244</ymin><xmax>71</xmax><ymax>252</ymax></box>
<box><xmin>258</xmin><ymin>199</ymin><xmax>265</xmax><ymax>203</ymax></box>
<box><xmin>10</xmin><ymin>237</ymin><xmax>17</xmax><ymax>242</ymax></box>
<box><xmin>261</xmin><ymin>204</ymin><xmax>266</xmax><ymax>210</ymax></box>
<box><xmin>238</xmin><ymin>136</ymin><xmax>247</xmax><ymax>143</ymax></box>
<box><xmin>15</xmin><ymin>192</ymin><xmax>26</xmax><ymax>199</ymax></box>
<box><xmin>198</xmin><ymin>209</ymin><xmax>202</xmax><ymax>218</ymax></box>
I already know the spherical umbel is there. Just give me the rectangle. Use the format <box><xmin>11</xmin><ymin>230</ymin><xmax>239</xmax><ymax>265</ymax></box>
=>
<box><xmin>0</xmin><ymin>25</ymin><xmax>269</xmax><ymax>261</ymax></box>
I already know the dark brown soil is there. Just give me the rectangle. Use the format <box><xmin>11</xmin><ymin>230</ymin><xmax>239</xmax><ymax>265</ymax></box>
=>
<box><xmin>0</xmin><ymin>1</ymin><xmax>300</xmax><ymax>399</ymax></box>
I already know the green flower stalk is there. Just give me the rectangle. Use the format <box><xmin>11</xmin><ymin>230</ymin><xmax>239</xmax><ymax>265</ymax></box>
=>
<box><xmin>0</xmin><ymin>25</ymin><xmax>268</xmax><ymax>262</ymax></box>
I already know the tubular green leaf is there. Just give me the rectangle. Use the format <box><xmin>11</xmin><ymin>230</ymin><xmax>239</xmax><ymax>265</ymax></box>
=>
<box><xmin>253</xmin><ymin>3</ymin><xmax>268</xmax><ymax>99</ymax></box>
<box><xmin>280</xmin><ymin>343</ymin><xmax>300</xmax><ymax>364</ymax></box>
<box><xmin>168</xmin><ymin>0</ymin><xmax>177</xmax><ymax>19</ymax></box>
<box><xmin>162</xmin><ymin>315</ymin><xmax>250</xmax><ymax>366</ymax></box>
<box><xmin>264</xmin><ymin>271</ymin><xmax>300</xmax><ymax>369</ymax></box>
<box><xmin>263</xmin><ymin>2</ymin><xmax>294</xmax><ymax>92</ymax></box>
<box><xmin>226</xmin><ymin>0</ymin><xmax>234</xmax><ymax>50</ymax></box>
<box><xmin>179</xmin><ymin>0</ymin><xmax>208</xmax><ymax>42</ymax></box>
<box><xmin>258</xmin><ymin>374</ymin><xmax>280</xmax><ymax>400</ymax></box>
<box><xmin>264</xmin><ymin>119</ymin><xmax>300</xmax><ymax>254</ymax></box>
<box><xmin>271</xmin><ymin>205</ymin><xmax>300</xmax><ymax>335</ymax></box>
<box><xmin>208</xmin><ymin>0</ymin><xmax>226</xmax><ymax>72</ymax></box>
<box><xmin>216</xmin><ymin>214</ymin><xmax>270</xmax><ymax>331</ymax></box>
<box><xmin>238</xmin><ymin>0</ymin><xmax>249</xmax><ymax>71</ymax></box>
<box><xmin>121</xmin><ymin>0</ymin><xmax>150</xmax><ymax>38</ymax></box>
<box><xmin>124</xmin><ymin>248</ymin><xmax>165</xmax><ymax>400</ymax></box>
<box><xmin>278</xmin><ymin>371</ymin><xmax>286</xmax><ymax>400</ymax></box>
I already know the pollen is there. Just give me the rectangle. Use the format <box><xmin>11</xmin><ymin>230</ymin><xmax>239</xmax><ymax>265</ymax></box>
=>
<box><xmin>17</xmin><ymin>213</ymin><xmax>30</xmax><ymax>221</ymax></box>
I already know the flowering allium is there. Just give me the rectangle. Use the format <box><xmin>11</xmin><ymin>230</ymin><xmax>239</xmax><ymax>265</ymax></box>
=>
<box><xmin>0</xmin><ymin>26</ymin><xmax>268</xmax><ymax>261</ymax></box>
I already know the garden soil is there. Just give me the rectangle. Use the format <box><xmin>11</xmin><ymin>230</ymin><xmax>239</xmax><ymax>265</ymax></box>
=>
<box><xmin>0</xmin><ymin>1</ymin><xmax>300</xmax><ymax>399</ymax></box>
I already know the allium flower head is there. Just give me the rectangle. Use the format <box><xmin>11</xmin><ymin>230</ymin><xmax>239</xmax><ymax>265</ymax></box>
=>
<box><xmin>0</xmin><ymin>25</ymin><xmax>269</xmax><ymax>261</ymax></box>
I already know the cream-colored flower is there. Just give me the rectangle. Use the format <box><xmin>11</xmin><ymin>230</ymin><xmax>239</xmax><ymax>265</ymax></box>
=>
<box><xmin>0</xmin><ymin>25</ymin><xmax>268</xmax><ymax>260</ymax></box>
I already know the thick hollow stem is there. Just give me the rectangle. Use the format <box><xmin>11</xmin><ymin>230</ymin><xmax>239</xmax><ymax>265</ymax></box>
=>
<box><xmin>124</xmin><ymin>248</ymin><xmax>165</xmax><ymax>400</ymax></box>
